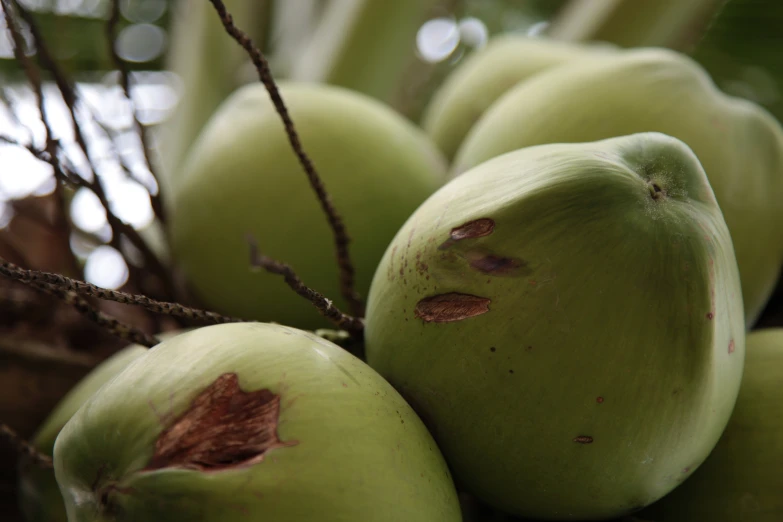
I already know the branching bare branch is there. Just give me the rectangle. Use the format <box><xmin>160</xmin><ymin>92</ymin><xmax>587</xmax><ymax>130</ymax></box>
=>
<box><xmin>208</xmin><ymin>0</ymin><xmax>365</xmax><ymax>318</ymax></box>
<box><xmin>0</xmin><ymin>257</ymin><xmax>244</xmax><ymax>326</ymax></box>
<box><xmin>0</xmin><ymin>87</ymin><xmax>33</xmax><ymax>143</ymax></box>
<box><xmin>79</xmin><ymin>99</ymin><xmax>158</xmax><ymax>191</ymax></box>
<box><xmin>1</xmin><ymin>0</ymin><xmax>80</xmax><ymax>275</ymax></box>
<box><xmin>1</xmin><ymin>423</ymin><xmax>53</xmax><ymax>469</ymax></box>
<box><xmin>0</xmin><ymin>255</ymin><xmax>157</xmax><ymax>346</ymax></box>
<box><xmin>0</xmin><ymin>133</ymin><xmax>173</xmax><ymax>302</ymax></box>
<box><xmin>105</xmin><ymin>0</ymin><xmax>166</xmax><ymax>224</ymax></box>
<box><xmin>247</xmin><ymin>235</ymin><xmax>364</xmax><ymax>336</ymax></box>
<box><xmin>6</xmin><ymin>0</ymin><xmax>177</xmax><ymax>301</ymax></box>
<box><xmin>0</xmin><ymin>134</ymin><xmax>21</xmax><ymax>146</ymax></box>
<box><xmin>2</xmin><ymin>1</ymin><xmax>48</xmax><ymax>143</ymax></box>
<box><xmin>29</xmin><ymin>278</ymin><xmax>159</xmax><ymax>347</ymax></box>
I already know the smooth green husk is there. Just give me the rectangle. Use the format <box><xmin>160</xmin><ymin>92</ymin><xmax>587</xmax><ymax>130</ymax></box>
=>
<box><xmin>365</xmin><ymin>133</ymin><xmax>745</xmax><ymax>520</ymax></box>
<box><xmin>421</xmin><ymin>34</ymin><xmax>616</xmax><ymax>160</ymax></box>
<box><xmin>453</xmin><ymin>47</ymin><xmax>783</xmax><ymax>328</ymax></box>
<box><xmin>16</xmin><ymin>345</ymin><xmax>146</xmax><ymax>522</ymax></box>
<box><xmin>54</xmin><ymin>322</ymin><xmax>461</xmax><ymax>522</ymax></box>
<box><xmin>639</xmin><ymin>328</ymin><xmax>783</xmax><ymax>521</ymax></box>
<box><xmin>169</xmin><ymin>82</ymin><xmax>446</xmax><ymax>330</ymax></box>
<box><xmin>17</xmin><ymin>331</ymin><xmax>189</xmax><ymax>522</ymax></box>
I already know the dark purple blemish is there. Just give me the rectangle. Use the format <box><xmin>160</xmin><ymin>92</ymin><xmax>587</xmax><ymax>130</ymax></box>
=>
<box><xmin>469</xmin><ymin>254</ymin><xmax>528</xmax><ymax>276</ymax></box>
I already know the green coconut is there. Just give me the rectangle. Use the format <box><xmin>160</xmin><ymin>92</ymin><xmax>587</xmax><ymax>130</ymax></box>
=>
<box><xmin>16</xmin><ymin>346</ymin><xmax>146</xmax><ymax>522</ymax></box>
<box><xmin>452</xmin><ymin>47</ymin><xmax>783</xmax><ymax>328</ymax></box>
<box><xmin>364</xmin><ymin>133</ymin><xmax>745</xmax><ymax>520</ymax></box>
<box><xmin>420</xmin><ymin>34</ymin><xmax>616</xmax><ymax>161</ymax></box>
<box><xmin>460</xmin><ymin>492</ymin><xmax>519</xmax><ymax>522</ymax></box>
<box><xmin>53</xmin><ymin>322</ymin><xmax>461</xmax><ymax>522</ymax></box>
<box><xmin>169</xmin><ymin>82</ymin><xmax>447</xmax><ymax>330</ymax></box>
<box><xmin>638</xmin><ymin>328</ymin><xmax>783</xmax><ymax>521</ymax></box>
<box><xmin>17</xmin><ymin>330</ymin><xmax>189</xmax><ymax>522</ymax></box>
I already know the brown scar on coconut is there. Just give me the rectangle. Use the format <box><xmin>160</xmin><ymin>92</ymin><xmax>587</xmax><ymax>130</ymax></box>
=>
<box><xmin>414</xmin><ymin>293</ymin><xmax>491</xmax><ymax>323</ymax></box>
<box><xmin>143</xmin><ymin>373</ymin><xmax>297</xmax><ymax>472</ymax></box>
<box><xmin>439</xmin><ymin>218</ymin><xmax>496</xmax><ymax>249</ymax></box>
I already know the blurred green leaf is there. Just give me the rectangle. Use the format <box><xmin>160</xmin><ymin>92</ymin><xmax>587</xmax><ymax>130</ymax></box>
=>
<box><xmin>691</xmin><ymin>0</ymin><xmax>783</xmax><ymax>122</ymax></box>
<box><xmin>0</xmin><ymin>5</ymin><xmax>170</xmax><ymax>78</ymax></box>
<box><xmin>547</xmin><ymin>0</ymin><xmax>727</xmax><ymax>51</ymax></box>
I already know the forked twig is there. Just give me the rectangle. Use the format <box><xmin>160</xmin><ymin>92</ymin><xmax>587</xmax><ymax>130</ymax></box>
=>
<box><xmin>1</xmin><ymin>423</ymin><xmax>53</xmax><ymax>469</ymax></box>
<box><xmin>208</xmin><ymin>0</ymin><xmax>365</xmax><ymax>318</ymax></box>
<box><xmin>0</xmin><ymin>257</ymin><xmax>244</xmax><ymax>326</ymax></box>
<box><xmin>247</xmin><ymin>235</ymin><xmax>364</xmax><ymax>336</ymax></box>
<box><xmin>5</xmin><ymin>0</ymin><xmax>177</xmax><ymax>301</ymax></box>
<box><xmin>1</xmin><ymin>0</ymin><xmax>80</xmax><ymax>273</ymax></box>
<box><xmin>30</xmin><ymin>279</ymin><xmax>159</xmax><ymax>347</ymax></box>
<box><xmin>0</xmin><ymin>250</ymin><xmax>157</xmax><ymax>346</ymax></box>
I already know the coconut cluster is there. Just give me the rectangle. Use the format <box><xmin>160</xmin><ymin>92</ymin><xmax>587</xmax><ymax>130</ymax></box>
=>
<box><xmin>19</xmin><ymin>36</ymin><xmax>783</xmax><ymax>522</ymax></box>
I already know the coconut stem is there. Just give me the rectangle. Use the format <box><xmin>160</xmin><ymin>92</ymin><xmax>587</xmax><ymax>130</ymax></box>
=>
<box><xmin>248</xmin><ymin>235</ymin><xmax>365</xmax><ymax>337</ymax></box>
<box><xmin>0</xmin><ymin>423</ymin><xmax>52</xmax><ymax>469</ymax></box>
<box><xmin>648</xmin><ymin>181</ymin><xmax>665</xmax><ymax>200</ymax></box>
<box><xmin>0</xmin><ymin>258</ymin><xmax>245</xmax><ymax>332</ymax></box>
<box><xmin>0</xmin><ymin>258</ymin><xmax>159</xmax><ymax>347</ymax></box>
<box><xmin>208</xmin><ymin>0</ymin><xmax>366</xmax><ymax>319</ymax></box>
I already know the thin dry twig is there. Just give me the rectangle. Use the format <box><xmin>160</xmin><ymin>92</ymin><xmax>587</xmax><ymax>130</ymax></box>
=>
<box><xmin>0</xmin><ymin>130</ymin><xmax>173</xmax><ymax>300</ymax></box>
<box><xmin>1</xmin><ymin>423</ymin><xmax>53</xmax><ymax>469</ymax></box>
<box><xmin>14</xmin><ymin>0</ymin><xmax>112</xmax><ymax>181</ymax></box>
<box><xmin>79</xmin><ymin>98</ymin><xmax>158</xmax><ymax>190</ymax></box>
<box><xmin>7</xmin><ymin>0</ymin><xmax>177</xmax><ymax>301</ymax></box>
<box><xmin>0</xmin><ymin>257</ymin><xmax>245</xmax><ymax>325</ymax></box>
<box><xmin>208</xmin><ymin>0</ymin><xmax>365</xmax><ymax>318</ymax></box>
<box><xmin>0</xmin><ymin>87</ymin><xmax>33</xmax><ymax>144</ymax></box>
<box><xmin>0</xmin><ymin>134</ymin><xmax>71</xmax><ymax>183</ymax></box>
<box><xmin>247</xmin><ymin>235</ymin><xmax>364</xmax><ymax>336</ymax></box>
<box><xmin>1</xmin><ymin>0</ymin><xmax>80</xmax><ymax>272</ymax></box>
<box><xmin>1</xmin><ymin>1</ymin><xmax>49</xmax><ymax>143</ymax></box>
<box><xmin>29</xmin><ymin>278</ymin><xmax>159</xmax><ymax>347</ymax></box>
<box><xmin>0</xmin><ymin>254</ymin><xmax>157</xmax><ymax>346</ymax></box>
<box><xmin>0</xmin><ymin>134</ymin><xmax>21</xmax><ymax>146</ymax></box>
<box><xmin>9</xmin><ymin>0</ymin><xmax>96</xmax><ymax>188</ymax></box>
<box><xmin>105</xmin><ymin>0</ymin><xmax>166</xmax><ymax>224</ymax></box>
